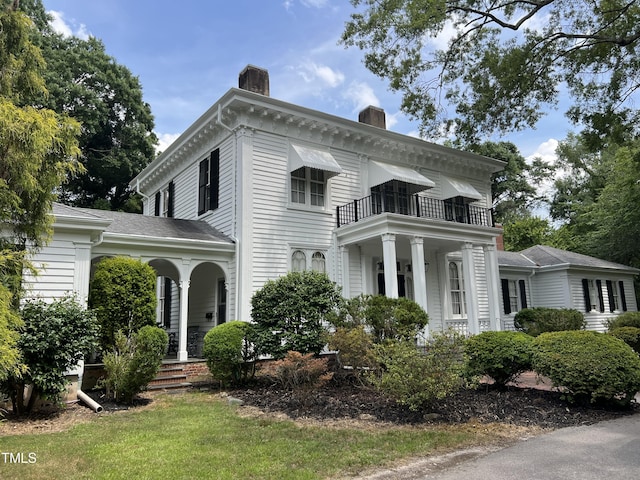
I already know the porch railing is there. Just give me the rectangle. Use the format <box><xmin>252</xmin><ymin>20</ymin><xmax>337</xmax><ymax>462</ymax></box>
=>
<box><xmin>336</xmin><ymin>193</ymin><xmax>494</xmax><ymax>228</ymax></box>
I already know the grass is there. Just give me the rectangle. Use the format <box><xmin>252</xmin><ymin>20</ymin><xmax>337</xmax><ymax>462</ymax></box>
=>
<box><xmin>0</xmin><ymin>392</ymin><xmax>500</xmax><ymax>480</ymax></box>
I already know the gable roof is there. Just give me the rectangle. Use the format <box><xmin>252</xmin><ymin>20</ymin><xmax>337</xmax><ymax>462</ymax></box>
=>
<box><xmin>53</xmin><ymin>203</ymin><xmax>233</xmax><ymax>244</ymax></box>
<box><xmin>498</xmin><ymin>244</ymin><xmax>639</xmax><ymax>273</ymax></box>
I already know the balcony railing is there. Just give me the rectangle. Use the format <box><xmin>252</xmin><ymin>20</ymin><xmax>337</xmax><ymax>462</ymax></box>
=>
<box><xmin>336</xmin><ymin>193</ymin><xmax>493</xmax><ymax>228</ymax></box>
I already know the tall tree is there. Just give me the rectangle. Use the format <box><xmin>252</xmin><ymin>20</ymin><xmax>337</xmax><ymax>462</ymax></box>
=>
<box><xmin>20</xmin><ymin>0</ymin><xmax>157</xmax><ymax>211</ymax></box>
<box><xmin>0</xmin><ymin>2</ymin><xmax>80</xmax><ymax>379</ymax></box>
<box><xmin>342</xmin><ymin>0</ymin><xmax>640</xmax><ymax>144</ymax></box>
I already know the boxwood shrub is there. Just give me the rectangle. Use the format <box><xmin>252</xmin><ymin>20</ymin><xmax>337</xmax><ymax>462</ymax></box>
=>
<box><xmin>465</xmin><ymin>331</ymin><xmax>533</xmax><ymax>387</ymax></box>
<box><xmin>203</xmin><ymin>321</ymin><xmax>256</xmax><ymax>386</ymax></box>
<box><xmin>609</xmin><ymin>327</ymin><xmax>640</xmax><ymax>354</ymax></box>
<box><xmin>514</xmin><ymin>307</ymin><xmax>585</xmax><ymax>336</ymax></box>
<box><xmin>606</xmin><ymin>311</ymin><xmax>640</xmax><ymax>330</ymax></box>
<box><xmin>531</xmin><ymin>330</ymin><xmax>640</xmax><ymax>407</ymax></box>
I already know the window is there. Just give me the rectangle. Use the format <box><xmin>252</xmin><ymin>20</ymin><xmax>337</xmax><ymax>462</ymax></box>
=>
<box><xmin>501</xmin><ymin>278</ymin><xmax>528</xmax><ymax>314</ymax></box>
<box><xmin>158</xmin><ymin>277</ymin><xmax>172</xmax><ymax>328</ymax></box>
<box><xmin>371</xmin><ymin>180</ymin><xmax>410</xmax><ymax>215</ymax></box>
<box><xmin>311</xmin><ymin>251</ymin><xmax>326</xmax><ymax>273</ymax></box>
<box><xmin>582</xmin><ymin>279</ymin><xmax>604</xmax><ymax>312</ymax></box>
<box><xmin>290</xmin><ymin>167</ymin><xmax>326</xmax><ymax>207</ymax></box>
<box><xmin>154</xmin><ymin>181</ymin><xmax>174</xmax><ymax>217</ymax></box>
<box><xmin>449</xmin><ymin>261</ymin><xmax>465</xmax><ymax>316</ymax></box>
<box><xmin>198</xmin><ymin>149</ymin><xmax>220</xmax><ymax>215</ymax></box>
<box><xmin>291</xmin><ymin>249</ymin><xmax>327</xmax><ymax>272</ymax></box>
<box><xmin>444</xmin><ymin>196</ymin><xmax>470</xmax><ymax>223</ymax></box>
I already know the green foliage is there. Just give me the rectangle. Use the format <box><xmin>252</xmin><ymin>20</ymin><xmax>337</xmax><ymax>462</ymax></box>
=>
<box><xmin>251</xmin><ymin>271</ymin><xmax>343</xmax><ymax>359</ymax></box>
<box><xmin>369</xmin><ymin>332</ymin><xmax>467</xmax><ymax>411</ymax></box>
<box><xmin>514</xmin><ymin>307</ymin><xmax>585</xmax><ymax>337</ymax></box>
<box><xmin>342</xmin><ymin>0</ymin><xmax>640</xmax><ymax>144</ymax></box>
<box><xmin>102</xmin><ymin>326</ymin><xmax>168</xmax><ymax>404</ymax></box>
<box><xmin>503</xmin><ymin>217</ymin><xmax>556</xmax><ymax>252</ymax></box>
<box><xmin>609</xmin><ymin>327</ymin><xmax>640</xmax><ymax>354</ymax></box>
<box><xmin>364</xmin><ymin>295</ymin><xmax>429</xmax><ymax>343</ymax></box>
<box><xmin>0</xmin><ymin>281</ymin><xmax>21</xmax><ymax>382</ymax></box>
<box><xmin>607</xmin><ymin>312</ymin><xmax>640</xmax><ymax>330</ymax></box>
<box><xmin>531</xmin><ymin>331</ymin><xmax>640</xmax><ymax>406</ymax></box>
<box><xmin>203</xmin><ymin>321</ymin><xmax>256</xmax><ymax>386</ymax></box>
<box><xmin>89</xmin><ymin>256</ymin><xmax>157</xmax><ymax>351</ymax></box>
<box><xmin>269</xmin><ymin>351</ymin><xmax>333</xmax><ymax>391</ymax></box>
<box><xmin>328</xmin><ymin>325</ymin><xmax>377</xmax><ymax>380</ymax></box>
<box><xmin>465</xmin><ymin>331</ymin><xmax>533</xmax><ymax>387</ymax></box>
<box><xmin>1</xmin><ymin>296</ymin><xmax>98</xmax><ymax>414</ymax></box>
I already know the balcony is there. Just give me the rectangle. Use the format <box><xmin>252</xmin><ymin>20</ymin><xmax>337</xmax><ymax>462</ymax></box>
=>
<box><xmin>336</xmin><ymin>193</ymin><xmax>493</xmax><ymax>228</ymax></box>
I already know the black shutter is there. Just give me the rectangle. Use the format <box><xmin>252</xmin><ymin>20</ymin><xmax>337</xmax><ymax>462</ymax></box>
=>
<box><xmin>501</xmin><ymin>279</ymin><xmax>511</xmax><ymax>314</ymax></box>
<box><xmin>619</xmin><ymin>281</ymin><xmax>628</xmax><ymax>311</ymax></box>
<box><xmin>167</xmin><ymin>181</ymin><xmax>175</xmax><ymax>218</ymax></box>
<box><xmin>582</xmin><ymin>279</ymin><xmax>591</xmax><ymax>312</ymax></box>
<box><xmin>596</xmin><ymin>280</ymin><xmax>605</xmax><ymax>312</ymax></box>
<box><xmin>209</xmin><ymin>149</ymin><xmax>220</xmax><ymax>210</ymax></box>
<box><xmin>518</xmin><ymin>279</ymin><xmax>528</xmax><ymax>309</ymax></box>
<box><xmin>198</xmin><ymin>158</ymin><xmax>208</xmax><ymax>215</ymax></box>
<box><xmin>154</xmin><ymin>191</ymin><xmax>161</xmax><ymax>216</ymax></box>
<box><xmin>163</xmin><ymin>278</ymin><xmax>172</xmax><ymax>328</ymax></box>
<box><xmin>606</xmin><ymin>280</ymin><xmax>615</xmax><ymax>312</ymax></box>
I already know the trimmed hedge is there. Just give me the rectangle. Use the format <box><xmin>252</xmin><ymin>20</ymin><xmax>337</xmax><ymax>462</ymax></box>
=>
<box><xmin>609</xmin><ymin>327</ymin><xmax>640</xmax><ymax>354</ymax></box>
<box><xmin>531</xmin><ymin>330</ymin><xmax>640</xmax><ymax>406</ymax></box>
<box><xmin>465</xmin><ymin>331</ymin><xmax>533</xmax><ymax>387</ymax></box>
<box><xmin>514</xmin><ymin>307</ymin><xmax>585</xmax><ymax>336</ymax></box>
<box><xmin>606</xmin><ymin>312</ymin><xmax>640</xmax><ymax>330</ymax></box>
<box><xmin>203</xmin><ymin>321</ymin><xmax>255</xmax><ymax>386</ymax></box>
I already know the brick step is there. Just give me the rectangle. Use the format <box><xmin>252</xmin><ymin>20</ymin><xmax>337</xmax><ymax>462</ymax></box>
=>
<box><xmin>149</xmin><ymin>374</ymin><xmax>188</xmax><ymax>386</ymax></box>
<box><xmin>147</xmin><ymin>382</ymin><xmax>192</xmax><ymax>392</ymax></box>
<box><xmin>155</xmin><ymin>367</ymin><xmax>185</xmax><ymax>377</ymax></box>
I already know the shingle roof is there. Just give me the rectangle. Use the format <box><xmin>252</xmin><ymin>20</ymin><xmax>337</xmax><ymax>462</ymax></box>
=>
<box><xmin>53</xmin><ymin>203</ymin><xmax>233</xmax><ymax>244</ymax></box>
<box><xmin>498</xmin><ymin>244</ymin><xmax>638</xmax><ymax>273</ymax></box>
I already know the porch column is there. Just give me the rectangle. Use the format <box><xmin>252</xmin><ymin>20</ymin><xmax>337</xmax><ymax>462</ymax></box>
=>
<box><xmin>484</xmin><ymin>244</ymin><xmax>502</xmax><ymax>331</ymax></box>
<box><xmin>381</xmin><ymin>233</ymin><xmax>398</xmax><ymax>298</ymax></box>
<box><xmin>410</xmin><ymin>237</ymin><xmax>429</xmax><ymax>335</ymax></box>
<box><xmin>461</xmin><ymin>243</ymin><xmax>480</xmax><ymax>335</ymax></box>
<box><xmin>177</xmin><ymin>279</ymin><xmax>190</xmax><ymax>361</ymax></box>
<box><xmin>340</xmin><ymin>245</ymin><xmax>350</xmax><ymax>298</ymax></box>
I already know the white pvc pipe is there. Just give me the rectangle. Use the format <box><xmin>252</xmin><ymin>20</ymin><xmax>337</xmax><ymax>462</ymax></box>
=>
<box><xmin>77</xmin><ymin>389</ymin><xmax>103</xmax><ymax>413</ymax></box>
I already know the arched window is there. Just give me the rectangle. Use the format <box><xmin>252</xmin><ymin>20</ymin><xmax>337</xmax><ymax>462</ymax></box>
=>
<box><xmin>292</xmin><ymin>250</ymin><xmax>306</xmax><ymax>272</ymax></box>
<box><xmin>311</xmin><ymin>251</ymin><xmax>326</xmax><ymax>273</ymax></box>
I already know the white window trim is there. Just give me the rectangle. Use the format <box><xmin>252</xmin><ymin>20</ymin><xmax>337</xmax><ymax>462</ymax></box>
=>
<box><xmin>448</xmin><ymin>260</ymin><xmax>466</xmax><ymax>319</ymax></box>
<box><xmin>289</xmin><ymin>247</ymin><xmax>328</xmax><ymax>273</ymax></box>
<box><xmin>288</xmin><ymin>166</ymin><xmax>333</xmax><ymax>213</ymax></box>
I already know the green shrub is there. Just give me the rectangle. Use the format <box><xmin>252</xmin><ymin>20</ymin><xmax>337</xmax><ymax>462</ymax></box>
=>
<box><xmin>102</xmin><ymin>326</ymin><xmax>168</xmax><ymax>404</ymax></box>
<box><xmin>369</xmin><ymin>332</ymin><xmax>467</xmax><ymax>411</ymax></box>
<box><xmin>531</xmin><ymin>330</ymin><xmax>640</xmax><ymax>406</ymax></box>
<box><xmin>0</xmin><ymin>296</ymin><xmax>98</xmax><ymax>414</ymax></box>
<box><xmin>89</xmin><ymin>256</ymin><xmax>157</xmax><ymax>351</ymax></box>
<box><xmin>609</xmin><ymin>327</ymin><xmax>640</xmax><ymax>354</ymax></box>
<box><xmin>251</xmin><ymin>271</ymin><xmax>342</xmax><ymax>359</ymax></box>
<box><xmin>465</xmin><ymin>331</ymin><xmax>533</xmax><ymax>387</ymax></box>
<box><xmin>328</xmin><ymin>325</ymin><xmax>377</xmax><ymax>381</ymax></box>
<box><xmin>606</xmin><ymin>312</ymin><xmax>640</xmax><ymax>330</ymax></box>
<box><xmin>270</xmin><ymin>351</ymin><xmax>333</xmax><ymax>390</ymax></box>
<box><xmin>203</xmin><ymin>321</ymin><xmax>256</xmax><ymax>386</ymax></box>
<box><xmin>514</xmin><ymin>307</ymin><xmax>585</xmax><ymax>336</ymax></box>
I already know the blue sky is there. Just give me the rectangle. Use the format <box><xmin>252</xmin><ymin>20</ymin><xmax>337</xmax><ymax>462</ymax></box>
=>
<box><xmin>42</xmin><ymin>0</ymin><xmax>563</xmax><ymax>164</ymax></box>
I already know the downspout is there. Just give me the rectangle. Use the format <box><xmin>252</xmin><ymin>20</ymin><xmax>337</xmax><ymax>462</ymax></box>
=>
<box><xmin>135</xmin><ymin>178</ymin><xmax>151</xmax><ymax>215</ymax></box>
<box><xmin>77</xmin><ymin>389</ymin><xmax>103</xmax><ymax>413</ymax></box>
<box><xmin>216</xmin><ymin>102</ymin><xmax>241</xmax><ymax>321</ymax></box>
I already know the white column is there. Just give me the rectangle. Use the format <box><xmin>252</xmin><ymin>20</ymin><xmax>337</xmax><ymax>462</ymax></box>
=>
<box><xmin>340</xmin><ymin>245</ymin><xmax>350</xmax><ymax>298</ymax></box>
<box><xmin>461</xmin><ymin>243</ymin><xmax>480</xmax><ymax>335</ymax></box>
<box><xmin>381</xmin><ymin>233</ymin><xmax>398</xmax><ymax>298</ymax></box>
<box><xmin>235</xmin><ymin>127</ymin><xmax>254</xmax><ymax>323</ymax></box>
<box><xmin>410</xmin><ymin>236</ymin><xmax>429</xmax><ymax>336</ymax></box>
<box><xmin>177</xmin><ymin>279</ymin><xmax>190</xmax><ymax>362</ymax></box>
<box><xmin>484</xmin><ymin>244</ymin><xmax>502</xmax><ymax>331</ymax></box>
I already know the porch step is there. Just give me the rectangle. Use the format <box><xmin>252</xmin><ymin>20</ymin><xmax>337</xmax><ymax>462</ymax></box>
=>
<box><xmin>149</xmin><ymin>363</ymin><xmax>192</xmax><ymax>391</ymax></box>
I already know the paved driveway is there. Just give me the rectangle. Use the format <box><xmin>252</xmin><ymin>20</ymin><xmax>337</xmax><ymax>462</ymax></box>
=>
<box><xmin>359</xmin><ymin>414</ymin><xmax>640</xmax><ymax>480</ymax></box>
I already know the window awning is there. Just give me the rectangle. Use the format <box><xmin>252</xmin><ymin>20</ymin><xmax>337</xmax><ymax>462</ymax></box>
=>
<box><xmin>290</xmin><ymin>144</ymin><xmax>343</xmax><ymax>178</ymax></box>
<box><xmin>368</xmin><ymin>161</ymin><xmax>436</xmax><ymax>191</ymax></box>
<box><xmin>441</xmin><ymin>176</ymin><xmax>483</xmax><ymax>202</ymax></box>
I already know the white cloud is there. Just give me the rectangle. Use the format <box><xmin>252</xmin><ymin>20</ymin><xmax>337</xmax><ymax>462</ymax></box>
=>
<box><xmin>48</xmin><ymin>10</ymin><xmax>90</xmax><ymax>40</ymax></box>
<box><xmin>343</xmin><ymin>81</ymin><xmax>380</xmax><ymax>112</ymax></box>
<box><xmin>298</xmin><ymin>62</ymin><xmax>345</xmax><ymax>88</ymax></box>
<box><xmin>284</xmin><ymin>0</ymin><xmax>329</xmax><ymax>10</ymax></box>
<box><xmin>425</xmin><ymin>18</ymin><xmax>460</xmax><ymax>51</ymax></box>
<box><xmin>526</xmin><ymin>138</ymin><xmax>559</xmax><ymax>164</ymax></box>
<box><xmin>155</xmin><ymin>132</ymin><xmax>181</xmax><ymax>154</ymax></box>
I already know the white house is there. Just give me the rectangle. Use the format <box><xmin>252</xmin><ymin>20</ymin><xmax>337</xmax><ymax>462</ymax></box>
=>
<box><xmin>23</xmin><ymin>66</ymin><xmax>638</xmax><ymax>364</ymax></box>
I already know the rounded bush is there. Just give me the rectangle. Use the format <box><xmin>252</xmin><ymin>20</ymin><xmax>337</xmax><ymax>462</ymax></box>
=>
<box><xmin>514</xmin><ymin>307</ymin><xmax>585</xmax><ymax>336</ymax></box>
<box><xmin>465</xmin><ymin>331</ymin><xmax>533</xmax><ymax>387</ymax></box>
<box><xmin>609</xmin><ymin>327</ymin><xmax>640</xmax><ymax>354</ymax></box>
<box><xmin>531</xmin><ymin>330</ymin><xmax>640</xmax><ymax>406</ymax></box>
<box><xmin>607</xmin><ymin>312</ymin><xmax>640</xmax><ymax>330</ymax></box>
<box><xmin>203</xmin><ymin>321</ymin><xmax>254</xmax><ymax>386</ymax></box>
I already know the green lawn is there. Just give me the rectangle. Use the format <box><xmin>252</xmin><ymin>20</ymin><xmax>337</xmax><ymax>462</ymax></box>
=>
<box><xmin>0</xmin><ymin>392</ymin><xmax>490</xmax><ymax>480</ymax></box>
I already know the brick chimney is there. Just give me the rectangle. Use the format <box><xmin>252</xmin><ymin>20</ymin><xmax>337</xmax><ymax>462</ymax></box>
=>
<box><xmin>358</xmin><ymin>105</ymin><xmax>386</xmax><ymax>129</ymax></box>
<box><xmin>239</xmin><ymin>65</ymin><xmax>270</xmax><ymax>96</ymax></box>
<box><xmin>495</xmin><ymin>224</ymin><xmax>505</xmax><ymax>251</ymax></box>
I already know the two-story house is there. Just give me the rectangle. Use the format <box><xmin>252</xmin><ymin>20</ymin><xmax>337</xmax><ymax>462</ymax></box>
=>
<box><xmin>23</xmin><ymin>66</ymin><xmax>638</xmax><ymax>365</ymax></box>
